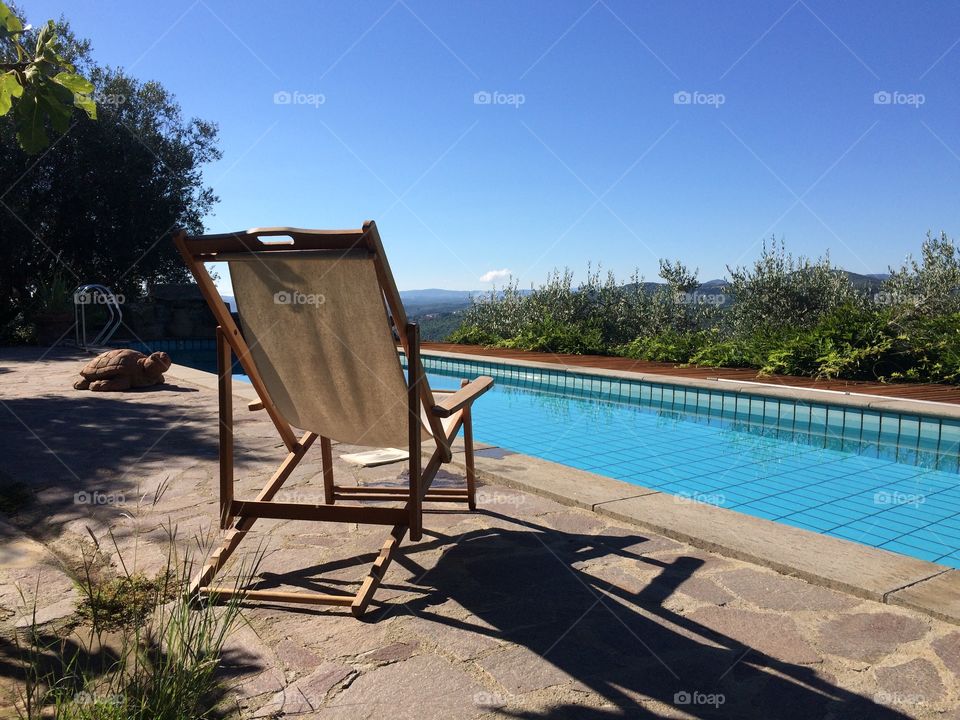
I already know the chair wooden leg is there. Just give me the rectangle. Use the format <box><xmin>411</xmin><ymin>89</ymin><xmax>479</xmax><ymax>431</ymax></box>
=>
<box><xmin>351</xmin><ymin>525</ymin><xmax>406</xmax><ymax>617</ymax></box>
<box><xmin>407</xmin><ymin>322</ymin><xmax>423</xmax><ymax>542</ymax></box>
<box><xmin>321</xmin><ymin>435</ymin><xmax>335</xmax><ymax>504</ymax></box>
<box><xmin>460</xmin><ymin>379</ymin><xmax>477</xmax><ymax>511</ymax></box>
<box><xmin>189</xmin><ymin>431</ymin><xmax>317</xmax><ymax>599</ymax></box>
<box><xmin>191</xmin><ymin>429</ymin><xmax>416</xmax><ymax>617</ymax></box>
<box><xmin>217</xmin><ymin>327</ymin><xmax>235</xmax><ymax>529</ymax></box>
<box><xmin>463</xmin><ymin>406</ymin><xmax>477</xmax><ymax>511</ymax></box>
<box><xmin>190</xmin><ymin>521</ymin><xmax>254</xmax><ymax>598</ymax></box>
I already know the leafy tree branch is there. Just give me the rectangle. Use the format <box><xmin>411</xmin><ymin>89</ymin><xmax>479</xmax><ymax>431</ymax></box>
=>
<box><xmin>0</xmin><ymin>1</ymin><xmax>96</xmax><ymax>153</ymax></box>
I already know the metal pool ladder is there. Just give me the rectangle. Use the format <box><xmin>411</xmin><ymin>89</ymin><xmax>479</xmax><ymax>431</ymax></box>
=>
<box><xmin>73</xmin><ymin>284</ymin><xmax>123</xmax><ymax>348</ymax></box>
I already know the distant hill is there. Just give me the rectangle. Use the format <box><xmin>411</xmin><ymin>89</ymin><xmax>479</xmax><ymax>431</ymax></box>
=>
<box><xmin>840</xmin><ymin>271</ymin><xmax>887</xmax><ymax>291</ymax></box>
<box><xmin>400</xmin><ymin>289</ymin><xmax>477</xmax><ymax>304</ymax></box>
<box><xmin>400</xmin><ymin>289</ymin><xmax>477</xmax><ymax>317</ymax></box>
<box><xmin>399</xmin><ymin>287</ymin><xmax>533</xmax><ymax>319</ymax></box>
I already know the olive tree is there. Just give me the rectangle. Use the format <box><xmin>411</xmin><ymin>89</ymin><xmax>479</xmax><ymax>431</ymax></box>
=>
<box><xmin>883</xmin><ymin>231</ymin><xmax>960</xmax><ymax>318</ymax></box>
<box><xmin>723</xmin><ymin>238</ymin><xmax>864</xmax><ymax>335</ymax></box>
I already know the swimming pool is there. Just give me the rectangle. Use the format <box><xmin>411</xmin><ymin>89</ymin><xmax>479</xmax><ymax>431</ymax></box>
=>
<box><xmin>418</xmin><ymin>355</ymin><xmax>960</xmax><ymax>569</ymax></box>
<box><xmin>126</xmin><ymin>340</ymin><xmax>960</xmax><ymax>568</ymax></box>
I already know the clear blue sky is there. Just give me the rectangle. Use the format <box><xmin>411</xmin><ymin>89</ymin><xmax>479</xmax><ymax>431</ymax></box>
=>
<box><xmin>27</xmin><ymin>0</ymin><xmax>960</xmax><ymax>291</ymax></box>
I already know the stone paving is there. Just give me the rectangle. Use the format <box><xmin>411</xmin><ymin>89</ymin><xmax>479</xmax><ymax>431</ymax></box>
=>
<box><xmin>2</xmin><ymin>347</ymin><xmax>960</xmax><ymax>718</ymax></box>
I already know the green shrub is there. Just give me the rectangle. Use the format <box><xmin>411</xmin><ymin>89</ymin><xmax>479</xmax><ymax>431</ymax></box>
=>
<box><xmin>615</xmin><ymin>330</ymin><xmax>705</xmax><ymax>363</ymax></box>
<box><xmin>723</xmin><ymin>238</ymin><xmax>867</xmax><ymax>336</ymax></box>
<box><xmin>758</xmin><ymin>305</ymin><xmax>892</xmax><ymax>379</ymax></box>
<box><xmin>448</xmin><ymin>234</ymin><xmax>960</xmax><ymax>385</ymax></box>
<box><xmin>446</xmin><ymin>324</ymin><xmax>502</xmax><ymax>346</ymax></box>
<box><xmin>883</xmin><ymin>232</ymin><xmax>960</xmax><ymax>319</ymax></box>
<box><xmin>761</xmin><ymin>333</ymin><xmax>893</xmax><ymax>380</ymax></box>
<box><xmin>689</xmin><ymin>333</ymin><xmax>779</xmax><ymax>368</ymax></box>
<box><xmin>888</xmin><ymin>313</ymin><xmax>960</xmax><ymax>383</ymax></box>
<box><xmin>498</xmin><ymin>318</ymin><xmax>605</xmax><ymax>355</ymax></box>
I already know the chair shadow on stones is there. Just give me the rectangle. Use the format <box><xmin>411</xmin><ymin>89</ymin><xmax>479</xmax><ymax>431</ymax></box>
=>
<box><xmin>376</xmin><ymin>510</ymin><xmax>909</xmax><ymax>720</ymax></box>
<box><xmin>232</xmin><ymin>507</ymin><xmax>911</xmax><ymax>718</ymax></box>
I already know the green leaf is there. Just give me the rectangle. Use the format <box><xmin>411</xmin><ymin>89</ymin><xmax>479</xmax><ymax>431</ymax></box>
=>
<box><xmin>53</xmin><ymin>72</ymin><xmax>93</xmax><ymax>95</ymax></box>
<box><xmin>74</xmin><ymin>93</ymin><xmax>96</xmax><ymax>120</ymax></box>
<box><xmin>0</xmin><ymin>1</ymin><xmax>23</xmax><ymax>34</ymax></box>
<box><xmin>12</xmin><ymin>92</ymin><xmax>48</xmax><ymax>154</ymax></box>
<box><xmin>38</xmin><ymin>85</ymin><xmax>73</xmax><ymax>133</ymax></box>
<box><xmin>0</xmin><ymin>72</ymin><xmax>23</xmax><ymax>116</ymax></box>
<box><xmin>34</xmin><ymin>21</ymin><xmax>54</xmax><ymax>52</ymax></box>
<box><xmin>51</xmin><ymin>73</ymin><xmax>97</xmax><ymax>120</ymax></box>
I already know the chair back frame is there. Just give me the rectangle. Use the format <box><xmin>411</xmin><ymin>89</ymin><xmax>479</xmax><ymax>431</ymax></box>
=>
<box><xmin>172</xmin><ymin>221</ymin><xmax>449</xmax><ymax>458</ymax></box>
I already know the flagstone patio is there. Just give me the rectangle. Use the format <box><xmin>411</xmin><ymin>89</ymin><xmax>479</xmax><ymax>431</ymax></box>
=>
<box><xmin>1</xmin><ymin>347</ymin><xmax>959</xmax><ymax>719</ymax></box>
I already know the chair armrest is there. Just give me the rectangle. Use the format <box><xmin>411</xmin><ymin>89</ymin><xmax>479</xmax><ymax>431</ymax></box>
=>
<box><xmin>431</xmin><ymin>376</ymin><xmax>493</xmax><ymax>418</ymax></box>
<box><xmin>248</xmin><ymin>399</ymin><xmax>265</xmax><ymax>412</ymax></box>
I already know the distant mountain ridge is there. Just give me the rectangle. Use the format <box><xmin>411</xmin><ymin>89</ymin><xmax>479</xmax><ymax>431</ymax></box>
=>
<box><xmin>399</xmin><ymin>288</ymin><xmax>479</xmax><ymax>304</ymax></box>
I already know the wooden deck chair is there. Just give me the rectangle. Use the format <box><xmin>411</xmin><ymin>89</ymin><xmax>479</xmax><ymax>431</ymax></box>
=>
<box><xmin>173</xmin><ymin>221</ymin><xmax>493</xmax><ymax>617</ymax></box>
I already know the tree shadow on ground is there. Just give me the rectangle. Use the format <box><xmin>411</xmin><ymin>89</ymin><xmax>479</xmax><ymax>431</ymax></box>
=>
<box><xmin>0</xmin><ymin>390</ymin><xmax>222</xmax><ymax>542</ymax></box>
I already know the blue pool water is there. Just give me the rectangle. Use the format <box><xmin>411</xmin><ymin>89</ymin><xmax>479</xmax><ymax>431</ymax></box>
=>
<box><xmin>419</xmin><ymin>356</ymin><xmax>960</xmax><ymax>569</ymax></box>
<box><xmin>125</xmin><ymin>340</ymin><xmax>960</xmax><ymax>568</ymax></box>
